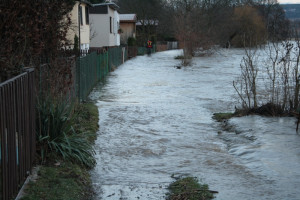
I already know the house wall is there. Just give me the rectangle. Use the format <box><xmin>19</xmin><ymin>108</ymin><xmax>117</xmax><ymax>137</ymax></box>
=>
<box><xmin>90</xmin><ymin>13</ymin><xmax>109</xmax><ymax>47</ymax></box>
<box><xmin>90</xmin><ymin>6</ymin><xmax>120</xmax><ymax>48</ymax></box>
<box><xmin>67</xmin><ymin>2</ymin><xmax>90</xmax><ymax>50</ymax></box>
<box><xmin>120</xmin><ymin>22</ymin><xmax>136</xmax><ymax>44</ymax></box>
<box><xmin>114</xmin><ymin>10</ymin><xmax>120</xmax><ymax>46</ymax></box>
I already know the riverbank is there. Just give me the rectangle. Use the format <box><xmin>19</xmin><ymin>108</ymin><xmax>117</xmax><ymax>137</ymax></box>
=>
<box><xmin>18</xmin><ymin>103</ymin><xmax>99</xmax><ymax>200</ymax></box>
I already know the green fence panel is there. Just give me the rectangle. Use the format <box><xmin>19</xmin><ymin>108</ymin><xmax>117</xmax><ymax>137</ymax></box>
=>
<box><xmin>152</xmin><ymin>44</ymin><xmax>156</xmax><ymax>53</ymax></box>
<box><xmin>76</xmin><ymin>47</ymin><xmax>126</xmax><ymax>101</ymax></box>
<box><xmin>137</xmin><ymin>46</ymin><xmax>157</xmax><ymax>55</ymax></box>
<box><xmin>137</xmin><ymin>47</ymin><xmax>146</xmax><ymax>55</ymax></box>
<box><xmin>98</xmin><ymin>52</ymin><xmax>109</xmax><ymax>79</ymax></box>
<box><xmin>76</xmin><ymin>52</ymin><xmax>99</xmax><ymax>101</ymax></box>
<box><xmin>108</xmin><ymin>47</ymin><xmax>123</xmax><ymax>71</ymax></box>
<box><xmin>124</xmin><ymin>47</ymin><xmax>128</xmax><ymax>61</ymax></box>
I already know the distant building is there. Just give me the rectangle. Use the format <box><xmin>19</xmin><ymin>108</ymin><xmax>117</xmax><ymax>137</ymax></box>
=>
<box><xmin>119</xmin><ymin>14</ymin><xmax>137</xmax><ymax>45</ymax></box>
<box><xmin>90</xmin><ymin>2</ymin><xmax>120</xmax><ymax>48</ymax></box>
<box><xmin>66</xmin><ymin>0</ymin><xmax>92</xmax><ymax>50</ymax></box>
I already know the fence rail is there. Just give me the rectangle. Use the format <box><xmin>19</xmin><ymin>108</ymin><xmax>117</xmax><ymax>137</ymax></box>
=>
<box><xmin>76</xmin><ymin>44</ymin><xmax>162</xmax><ymax>101</ymax></box>
<box><xmin>0</xmin><ymin>69</ymin><xmax>36</xmax><ymax>200</ymax></box>
<box><xmin>76</xmin><ymin>46</ymin><xmax>127</xmax><ymax>101</ymax></box>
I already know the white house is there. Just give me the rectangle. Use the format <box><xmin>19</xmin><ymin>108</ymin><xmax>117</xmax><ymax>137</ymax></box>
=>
<box><xmin>89</xmin><ymin>2</ymin><xmax>120</xmax><ymax>48</ymax></box>
<box><xmin>66</xmin><ymin>0</ymin><xmax>92</xmax><ymax>50</ymax></box>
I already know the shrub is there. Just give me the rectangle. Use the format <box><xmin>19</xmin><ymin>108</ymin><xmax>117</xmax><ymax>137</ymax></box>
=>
<box><xmin>167</xmin><ymin>177</ymin><xmax>215</xmax><ymax>200</ymax></box>
<box><xmin>127</xmin><ymin>37</ymin><xmax>136</xmax><ymax>46</ymax></box>
<box><xmin>36</xmin><ymin>97</ymin><xmax>96</xmax><ymax>168</ymax></box>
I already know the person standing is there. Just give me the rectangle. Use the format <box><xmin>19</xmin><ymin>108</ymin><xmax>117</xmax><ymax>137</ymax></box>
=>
<box><xmin>147</xmin><ymin>40</ymin><xmax>152</xmax><ymax>55</ymax></box>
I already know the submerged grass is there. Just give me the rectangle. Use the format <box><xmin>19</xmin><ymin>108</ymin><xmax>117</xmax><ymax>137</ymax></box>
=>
<box><xmin>212</xmin><ymin>112</ymin><xmax>236</xmax><ymax>122</ymax></box>
<box><xmin>167</xmin><ymin>177</ymin><xmax>215</xmax><ymax>200</ymax></box>
<box><xmin>21</xmin><ymin>103</ymin><xmax>99</xmax><ymax>200</ymax></box>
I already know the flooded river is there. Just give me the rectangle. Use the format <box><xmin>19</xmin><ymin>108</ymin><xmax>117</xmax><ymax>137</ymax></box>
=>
<box><xmin>89</xmin><ymin>49</ymin><xmax>300</xmax><ymax>200</ymax></box>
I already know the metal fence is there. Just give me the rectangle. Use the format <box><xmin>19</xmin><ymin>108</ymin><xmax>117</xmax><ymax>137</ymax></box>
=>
<box><xmin>108</xmin><ymin>47</ymin><xmax>123</xmax><ymax>72</ymax></box>
<box><xmin>76</xmin><ymin>44</ymin><xmax>160</xmax><ymax>102</ymax></box>
<box><xmin>167</xmin><ymin>41</ymin><xmax>178</xmax><ymax>50</ymax></box>
<box><xmin>128</xmin><ymin>46</ymin><xmax>138</xmax><ymax>58</ymax></box>
<box><xmin>38</xmin><ymin>56</ymin><xmax>77</xmax><ymax>103</ymax></box>
<box><xmin>76</xmin><ymin>46</ymin><xmax>127</xmax><ymax>101</ymax></box>
<box><xmin>0</xmin><ymin>69</ymin><xmax>36</xmax><ymax>200</ymax></box>
<box><xmin>137</xmin><ymin>45</ymin><xmax>156</xmax><ymax>55</ymax></box>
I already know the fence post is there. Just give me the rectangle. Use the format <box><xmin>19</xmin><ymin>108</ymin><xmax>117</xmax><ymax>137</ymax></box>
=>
<box><xmin>76</xmin><ymin>58</ymin><xmax>81</xmax><ymax>101</ymax></box>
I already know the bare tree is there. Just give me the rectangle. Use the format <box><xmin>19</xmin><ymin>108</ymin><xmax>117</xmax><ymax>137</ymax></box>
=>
<box><xmin>292</xmin><ymin>29</ymin><xmax>300</xmax><ymax>110</ymax></box>
<box><xmin>234</xmin><ymin>46</ymin><xmax>259</xmax><ymax>109</ymax></box>
<box><xmin>265</xmin><ymin>41</ymin><xmax>280</xmax><ymax>104</ymax></box>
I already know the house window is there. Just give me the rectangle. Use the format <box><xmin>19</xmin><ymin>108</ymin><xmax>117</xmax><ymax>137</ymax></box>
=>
<box><xmin>79</xmin><ymin>6</ymin><xmax>83</xmax><ymax>25</ymax></box>
<box><xmin>85</xmin><ymin>7</ymin><xmax>89</xmax><ymax>25</ymax></box>
<box><xmin>110</xmin><ymin>17</ymin><xmax>112</xmax><ymax>33</ymax></box>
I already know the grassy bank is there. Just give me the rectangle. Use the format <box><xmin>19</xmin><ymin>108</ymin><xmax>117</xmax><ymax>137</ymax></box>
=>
<box><xmin>20</xmin><ymin>103</ymin><xmax>99</xmax><ymax>200</ymax></box>
<box><xmin>20</xmin><ymin>162</ymin><xmax>93</xmax><ymax>200</ymax></box>
<box><xmin>167</xmin><ymin>177</ymin><xmax>216</xmax><ymax>200</ymax></box>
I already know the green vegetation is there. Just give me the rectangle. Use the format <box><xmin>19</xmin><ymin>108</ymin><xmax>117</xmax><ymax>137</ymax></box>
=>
<box><xmin>127</xmin><ymin>37</ymin><xmax>137</xmax><ymax>46</ymax></box>
<box><xmin>72</xmin><ymin>103</ymin><xmax>99</xmax><ymax>142</ymax></box>
<box><xmin>22</xmin><ymin>103</ymin><xmax>99</xmax><ymax>200</ymax></box>
<box><xmin>20</xmin><ymin>161</ymin><xmax>93</xmax><ymax>200</ymax></box>
<box><xmin>167</xmin><ymin>177</ymin><xmax>215</xmax><ymax>200</ymax></box>
<box><xmin>36</xmin><ymin>98</ymin><xmax>96</xmax><ymax>168</ymax></box>
<box><xmin>212</xmin><ymin>112</ymin><xmax>236</xmax><ymax>122</ymax></box>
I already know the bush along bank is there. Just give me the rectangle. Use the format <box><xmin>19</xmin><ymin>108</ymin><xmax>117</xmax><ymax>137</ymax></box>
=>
<box><xmin>20</xmin><ymin>101</ymin><xmax>99</xmax><ymax>200</ymax></box>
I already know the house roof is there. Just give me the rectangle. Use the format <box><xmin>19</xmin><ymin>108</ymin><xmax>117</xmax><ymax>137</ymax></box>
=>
<box><xmin>120</xmin><ymin>14</ymin><xmax>137</xmax><ymax>22</ymax></box>
<box><xmin>93</xmin><ymin>2</ymin><xmax>119</xmax><ymax>10</ymax></box>
<box><xmin>78</xmin><ymin>0</ymin><xmax>93</xmax><ymax>7</ymax></box>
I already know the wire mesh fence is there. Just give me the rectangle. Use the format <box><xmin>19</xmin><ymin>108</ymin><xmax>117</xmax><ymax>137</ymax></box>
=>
<box><xmin>76</xmin><ymin>46</ymin><xmax>127</xmax><ymax>101</ymax></box>
<box><xmin>137</xmin><ymin>45</ymin><xmax>156</xmax><ymax>55</ymax></box>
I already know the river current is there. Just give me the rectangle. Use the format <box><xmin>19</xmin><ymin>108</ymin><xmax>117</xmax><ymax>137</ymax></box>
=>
<box><xmin>89</xmin><ymin>49</ymin><xmax>300</xmax><ymax>200</ymax></box>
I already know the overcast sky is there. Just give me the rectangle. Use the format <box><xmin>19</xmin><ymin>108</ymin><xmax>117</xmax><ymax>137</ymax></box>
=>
<box><xmin>279</xmin><ymin>0</ymin><xmax>300</xmax><ymax>3</ymax></box>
